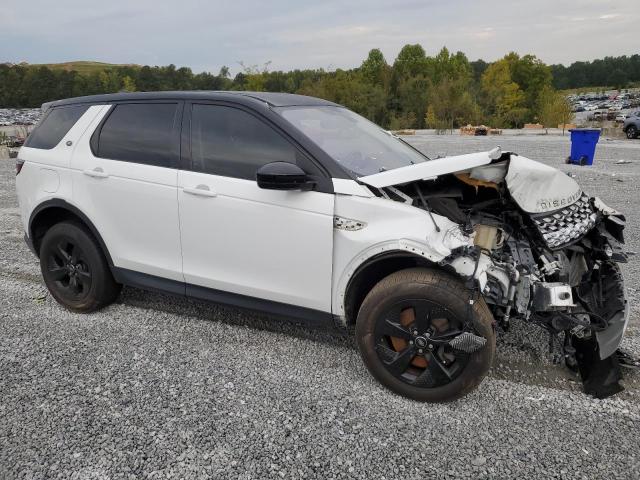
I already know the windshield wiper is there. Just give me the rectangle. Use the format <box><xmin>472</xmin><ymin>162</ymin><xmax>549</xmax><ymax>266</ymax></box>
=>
<box><xmin>396</xmin><ymin>136</ymin><xmax>431</xmax><ymax>161</ymax></box>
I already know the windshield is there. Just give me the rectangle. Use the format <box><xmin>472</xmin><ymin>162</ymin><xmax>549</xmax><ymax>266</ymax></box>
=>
<box><xmin>277</xmin><ymin>106</ymin><xmax>428</xmax><ymax>176</ymax></box>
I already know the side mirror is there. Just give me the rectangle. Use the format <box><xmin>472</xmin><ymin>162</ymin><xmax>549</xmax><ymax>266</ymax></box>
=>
<box><xmin>256</xmin><ymin>162</ymin><xmax>314</xmax><ymax>191</ymax></box>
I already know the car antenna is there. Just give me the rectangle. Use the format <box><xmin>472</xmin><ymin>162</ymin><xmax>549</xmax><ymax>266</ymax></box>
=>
<box><xmin>413</xmin><ymin>183</ymin><xmax>440</xmax><ymax>232</ymax></box>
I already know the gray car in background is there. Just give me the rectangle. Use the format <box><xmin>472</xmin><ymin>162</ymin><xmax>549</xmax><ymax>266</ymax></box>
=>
<box><xmin>623</xmin><ymin>111</ymin><xmax>640</xmax><ymax>139</ymax></box>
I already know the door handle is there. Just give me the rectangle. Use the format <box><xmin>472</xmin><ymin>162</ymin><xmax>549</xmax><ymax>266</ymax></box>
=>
<box><xmin>183</xmin><ymin>184</ymin><xmax>217</xmax><ymax>197</ymax></box>
<box><xmin>83</xmin><ymin>167</ymin><xmax>109</xmax><ymax>179</ymax></box>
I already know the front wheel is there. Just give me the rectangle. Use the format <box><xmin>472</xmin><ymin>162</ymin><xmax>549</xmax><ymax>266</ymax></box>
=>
<box><xmin>626</xmin><ymin>125</ymin><xmax>638</xmax><ymax>139</ymax></box>
<box><xmin>355</xmin><ymin>268</ymin><xmax>495</xmax><ymax>402</ymax></box>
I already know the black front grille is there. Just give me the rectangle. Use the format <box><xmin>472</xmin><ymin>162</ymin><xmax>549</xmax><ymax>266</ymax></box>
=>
<box><xmin>532</xmin><ymin>195</ymin><xmax>596</xmax><ymax>249</ymax></box>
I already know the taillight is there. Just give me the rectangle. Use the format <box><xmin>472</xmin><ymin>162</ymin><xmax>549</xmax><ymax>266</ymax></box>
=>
<box><xmin>16</xmin><ymin>159</ymin><xmax>25</xmax><ymax>175</ymax></box>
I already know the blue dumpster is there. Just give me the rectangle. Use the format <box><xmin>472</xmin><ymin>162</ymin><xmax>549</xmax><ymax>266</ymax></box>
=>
<box><xmin>568</xmin><ymin>129</ymin><xmax>600</xmax><ymax>166</ymax></box>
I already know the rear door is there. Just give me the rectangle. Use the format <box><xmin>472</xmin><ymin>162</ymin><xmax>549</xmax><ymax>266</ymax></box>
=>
<box><xmin>178</xmin><ymin>102</ymin><xmax>334</xmax><ymax>313</ymax></box>
<box><xmin>70</xmin><ymin>101</ymin><xmax>184</xmax><ymax>283</ymax></box>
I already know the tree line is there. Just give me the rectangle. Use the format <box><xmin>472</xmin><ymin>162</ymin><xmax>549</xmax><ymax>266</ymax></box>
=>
<box><xmin>2</xmin><ymin>47</ymin><xmax>637</xmax><ymax>129</ymax></box>
<box><xmin>550</xmin><ymin>55</ymin><xmax>640</xmax><ymax>90</ymax></box>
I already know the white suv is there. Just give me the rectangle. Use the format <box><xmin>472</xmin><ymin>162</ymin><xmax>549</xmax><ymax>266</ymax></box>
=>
<box><xmin>16</xmin><ymin>92</ymin><xmax>630</xmax><ymax>401</ymax></box>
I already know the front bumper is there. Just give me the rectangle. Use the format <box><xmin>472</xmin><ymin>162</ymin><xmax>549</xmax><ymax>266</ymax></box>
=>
<box><xmin>24</xmin><ymin>233</ymin><xmax>37</xmax><ymax>257</ymax></box>
<box><xmin>596</xmin><ymin>289</ymin><xmax>631</xmax><ymax>360</ymax></box>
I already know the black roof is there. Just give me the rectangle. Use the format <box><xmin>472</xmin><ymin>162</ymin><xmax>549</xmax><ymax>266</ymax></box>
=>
<box><xmin>43</xmin><ymin>91</ymin><xmax>340</xmax><ymax>110</ymax></box>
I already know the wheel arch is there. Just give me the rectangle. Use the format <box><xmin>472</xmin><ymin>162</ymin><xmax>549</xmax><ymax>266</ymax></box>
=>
<box><xmin>28</xmin><ymin>199</ymin><xmax>114</xmax><ymax>266</ymax></box>
<box><xmin>341</xmin><ymin>250</ymin><xmax>447</xmax><ymax>327</ymax></box>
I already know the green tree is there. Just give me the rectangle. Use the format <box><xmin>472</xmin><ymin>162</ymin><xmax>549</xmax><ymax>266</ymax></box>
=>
<box><xmin>393</xmin><ymin>44</ymin><xmax>428</xmax><ymax>78</ymax></box>
<box><xmin>121</xmin><ymin>76</ymin><xmax>136</xmax><ymax>92</ymax></box>
<box><xmin>4</xmin><ymin>49</ymin><xmax>638</xmax><ymax>129</ymax></box>
<box><xmin>506</xmin><ymin>53</ymin><xmax>552</xmax><ymax>111</ymax></box>
<box><xmin>238</xmin><ymin>61</ymin><xmax>272</xmax><ymax>91</ymax></box>
<box><xmin>427</xmin><ymin>76</ymin><xmax>477</xmax><ymax>132</ymax></box>
<box><xmin>360</xmin><ymin>48</ymin><xmax>389</xmax><ymax>87</ymax></box>
<box><xmin>537</xmin><ymin>86</ymin><xmax>573</xmax><ymax>134</ymax></box>
<box><xmin>609</xmin><ymin>69</ymin><xmax>628</xmax><ymax>89</ymax></box>
<box><xmin>481</xmin><ymin>59</ymin><xmax>527</xmax><ymax>127</ymax></box>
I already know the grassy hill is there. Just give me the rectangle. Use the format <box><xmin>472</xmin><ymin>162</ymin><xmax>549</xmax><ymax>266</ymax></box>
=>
<box><xmin>28</xmin><ymin>61</ymin><xmax>139</xmax><ymax>74</ymax></box>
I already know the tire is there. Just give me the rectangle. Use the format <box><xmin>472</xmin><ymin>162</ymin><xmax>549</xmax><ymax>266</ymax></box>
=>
<box><xmin>355</xmin><ymin>268</ymin><xmax>496</xmax><ymax>402</ymax></box>
<box><xmin>627</xmin><ymin>125</ymin><xmax>638</xmax><ymax>139</ymax></box>
<box><xmin>39</xmin><ymin>221</ymin><xmax>121</xmax><ymax>312</ymax></box>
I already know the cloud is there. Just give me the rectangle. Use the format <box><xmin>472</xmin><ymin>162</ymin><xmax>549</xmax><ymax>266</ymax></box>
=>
<box><xmin>472</xmin><ymin>28</ymin><xmax>496</xmax><ymax>40</ymax></box>
<box><xmin>0</xmin><ymin>0</ymin><xmax>637</xmax><ymax>71</ymax></box>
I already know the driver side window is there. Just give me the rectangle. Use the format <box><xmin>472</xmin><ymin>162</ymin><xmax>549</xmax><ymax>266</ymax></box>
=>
<box><xmin>191</xmin><ymin>104</ymin><xmax>301</xmax><ymax>180</ymax></box>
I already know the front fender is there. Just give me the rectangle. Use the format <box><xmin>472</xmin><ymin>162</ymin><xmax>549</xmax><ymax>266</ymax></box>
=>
<box><xmin>332</xmin><ymin>240</ymin><xmax>445</xmax><ymax>323</ymax></box>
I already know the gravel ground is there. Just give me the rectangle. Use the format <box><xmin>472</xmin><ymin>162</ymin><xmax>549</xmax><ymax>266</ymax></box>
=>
<box><xmin>1</xmin><ymin>134</ymin><xmax>639</xmax><ymax>479</ymax></box>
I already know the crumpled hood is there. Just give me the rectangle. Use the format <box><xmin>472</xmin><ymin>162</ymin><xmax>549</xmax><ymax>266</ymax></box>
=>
<box><xmin>358</xmin><ymin>148</ymin><xmax>501</xmax><ymax>188</ymax></box>
<box><xmin>358</xmin><ymin>149</ymin><xmax>583</xmax><ymax>214</ymax></box>
<box><xmin>505</xmin><ymin>155</ymin><xmax>582</xmax><ymax>213</ymax></box>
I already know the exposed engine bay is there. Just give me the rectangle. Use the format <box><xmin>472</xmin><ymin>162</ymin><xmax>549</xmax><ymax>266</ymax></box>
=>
<box><xmin>361</xmin><ymin>149</ymin><xmax>632</xmax><ymax>398</ymax></box>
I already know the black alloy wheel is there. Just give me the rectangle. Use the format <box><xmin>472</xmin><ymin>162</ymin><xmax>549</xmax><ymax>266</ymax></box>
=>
<box><xmin>45</xmin><ymin>238</ymin><xmax>92</xmax><ymax>301</ymax></box>
<box><xmin>356</xmin><ymin>268</ymin><xmax>495</xmax><ymax>402</ymax></box>
<box><xmin>373</xmin><ymin>299</ymin><xmax>472</xmax><ymax>388</ymax></box>
<box><xmin>39</xmin><ymin>221</ymin><xmax>121</xmax><ymax>312</ymax></box>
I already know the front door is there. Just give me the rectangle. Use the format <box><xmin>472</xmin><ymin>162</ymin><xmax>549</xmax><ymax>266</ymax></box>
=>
<box><xmin>178</xmin><ymin>103</ymin><xmax>334</xmax><ymax>313</ymax></box>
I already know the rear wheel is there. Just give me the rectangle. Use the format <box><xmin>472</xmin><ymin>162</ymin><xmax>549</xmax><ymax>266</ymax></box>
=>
<box><xmin>627</xmin><ymin>125</ymin><xmax>638</xmax><ymax>139</ymax></box>
<box><xmin>355</xmin><ymin>268</ymin><xmax>495</xmax><ymax>402</ymax></box>
<box><xmin>40</xmin><ymin>222</ymin><xmax>121</xmax><ymax>312</ymax></box>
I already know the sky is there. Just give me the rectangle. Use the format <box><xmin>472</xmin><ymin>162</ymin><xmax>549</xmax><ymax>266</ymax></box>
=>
<box><xmin>1</xmin><ymin>0</ymin><xmax>638</xmax><ymax>73</ymax></box>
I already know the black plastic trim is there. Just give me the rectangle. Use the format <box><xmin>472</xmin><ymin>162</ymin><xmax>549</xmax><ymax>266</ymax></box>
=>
<box><xmin>42</xmin><ymin>91</ymin><xmax>340</xmax><ymax>110</ymax></box>
<box><xmin>111</xmin><ymin>268</ymin><xmax>186</xmax><ymax>296</ymax></box>
<box><xmin>28</xmin><ymin>199</ymin><xmax>114</xmax><ymax>266</ymax></box>
<box><xmin>112</xmin><ymin>267</ymin><xmax>334</xmax><ymax>328</ymax></box>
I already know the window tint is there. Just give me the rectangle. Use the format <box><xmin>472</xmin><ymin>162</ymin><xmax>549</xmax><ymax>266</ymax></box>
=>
<box><xmin>24</xmin><ymin>104</ymin><xmax>89</xmax><ymax>149</ymax></box>
<box><xmin>96</xmin><ymin>103</ymin><xmax>178</xmax><ymax>167</ymax></box>
<box><xmin>191</xmin><ymin>104</ymin><xmax>299</xmax><ymax>179</ymax></box>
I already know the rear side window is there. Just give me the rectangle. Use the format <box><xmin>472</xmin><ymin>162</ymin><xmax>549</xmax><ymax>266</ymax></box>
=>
<box><xmin>94</xmin><ymin>103</ymin><xmax>179</xmax><ymax>167</ymax></box>
<box><xmin>191</xmin><ymin>104</ymin><xmax>300</xmax><ymax>179</ymax></box>
<box><xmin>24</xmin><ymin>104</ymin><xmax>89</xmax><ymax>149</ymax></box>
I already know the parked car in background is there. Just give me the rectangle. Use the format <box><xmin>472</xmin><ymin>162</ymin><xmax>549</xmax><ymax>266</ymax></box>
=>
<box><xmin>15</xmin><ymin>91</ymin><xmax>631</xmax><ymax>402</ymax></box>
<box><xmin>623</xmin><ymin>111</ymin><xmax>640</xmax><ymax>138</ymax></box>
<box><xmin>587</xmin><ymin>111</ymin><xmax>605</xmax><ymax>121</ymax></box>
<box><xmin>615</xmin><ymin>113</ymin><xmax>627</xmax><ymax>123</ymax></box>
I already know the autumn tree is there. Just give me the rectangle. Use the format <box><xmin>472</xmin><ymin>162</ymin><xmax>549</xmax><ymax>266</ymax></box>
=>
<box><xmin>121</xmin><ymin>76</ymin><xmax>136</xmax><ymax>92</ymax></box>
<box><xmin>537</xmin><ymin>86</ymin><xmax>574</xmax><ymax>134</ymax></box>
<box><xmin>481</xmin><ymin>59</ymin><xmax>527</xmax><ymax>127</ymax></box>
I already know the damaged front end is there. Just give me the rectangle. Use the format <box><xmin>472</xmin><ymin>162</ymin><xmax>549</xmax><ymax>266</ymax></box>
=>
<box><xmin>359</xmin><ymin>149</ymin><xmax>632</xmax><ymax>398</ymax></box>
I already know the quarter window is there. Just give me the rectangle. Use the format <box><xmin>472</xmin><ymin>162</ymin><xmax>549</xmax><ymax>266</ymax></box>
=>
<box><xmin>191</xmin><ymin>104</ymin><xmax>300</xmax><ymax>180</ymax></box>
<box><xmin>24</xmin><ymin>104</ymin><xmax>89</xmax><ymax>149</ymax></box>
<box><xmin>95</xmin><ymin>103</ymin><xmax>179</xmax><ymax>167</ymax></box>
